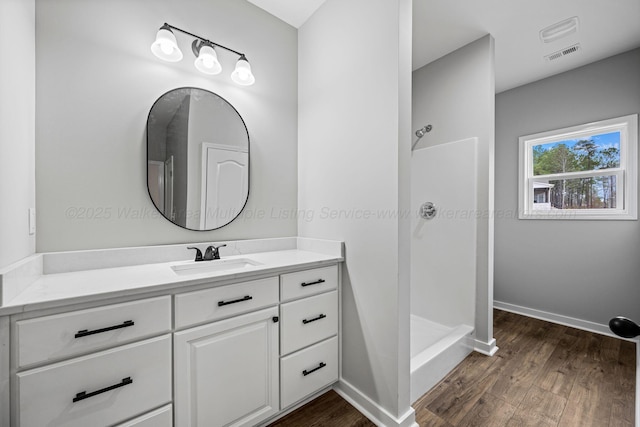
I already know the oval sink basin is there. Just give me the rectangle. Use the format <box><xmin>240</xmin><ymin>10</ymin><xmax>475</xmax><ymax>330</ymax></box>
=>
<box><xmin>171</xmin><ymin>258</ymin><xmax>262</xmax><ymax>276</ymax></box>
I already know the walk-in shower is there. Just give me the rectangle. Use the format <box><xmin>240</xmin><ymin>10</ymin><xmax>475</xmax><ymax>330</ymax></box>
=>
<box><xmin>410</xmin><ymin>137</ymin><xmax>478</xmax><ymax>403</ymax></box>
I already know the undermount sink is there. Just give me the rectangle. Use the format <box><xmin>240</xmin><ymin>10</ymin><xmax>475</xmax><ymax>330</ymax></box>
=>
<box><xmin>171</xmin><ymin>258</ymin><xmax>262</xmax><ymax>276</ymax></box>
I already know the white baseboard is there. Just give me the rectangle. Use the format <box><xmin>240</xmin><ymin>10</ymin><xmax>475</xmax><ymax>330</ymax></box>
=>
<box><xmin>474</xmin><ymin>337</ymin><xmax>498</xmax><ymax>356</ymax></box>
<box><xmin>334</xmin><ymin>380</ymin><xmax>418</xmax><ymax>427</ymax></box>
<box><xmin>493</xmin><ymin>300</ymin><xmax>623</xmax><ymax>339</ymax></box>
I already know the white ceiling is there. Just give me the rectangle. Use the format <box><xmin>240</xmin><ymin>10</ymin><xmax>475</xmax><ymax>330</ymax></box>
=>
<box><xmin>246</xmin><ymin>0</ymin><xmax>326</xmax><ymax>28</ymax></box>
<box><xmin>248</xmin><ymin>0</ymin><xmax>640</xmax><ymax>93</ymax></box>
<box><xmin>413</xmin><ymin>0</ymin><xmax>640</xmax><ymax>92</ymax></box>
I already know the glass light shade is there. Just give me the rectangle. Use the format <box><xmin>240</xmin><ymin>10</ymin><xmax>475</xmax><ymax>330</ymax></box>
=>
<box><xmin>194</xmin><ymin>44</ymin><xmax>222</xmax><ymax>75</ymax></box>
<box><xmin>231</xmin><ymin>56</ymin><xmax>255</xmax><ymax>86</ymax></box>
<box><xmin>151</xmin><ymin>26</ymin><xmax>183</xmax><ymax>62</ymax></box>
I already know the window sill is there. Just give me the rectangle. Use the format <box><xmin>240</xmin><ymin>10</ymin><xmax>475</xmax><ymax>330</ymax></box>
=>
<box><xmin>519</xmin><ymin>210</ymin><xmax>637</xmax><ymax>220</ymax></box>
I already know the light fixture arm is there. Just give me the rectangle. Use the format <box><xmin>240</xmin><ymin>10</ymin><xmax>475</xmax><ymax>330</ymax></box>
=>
<box><xmin>162</xmin><ymin>23</ymin><xmax>245</xmax><ymax>58</ymax></box>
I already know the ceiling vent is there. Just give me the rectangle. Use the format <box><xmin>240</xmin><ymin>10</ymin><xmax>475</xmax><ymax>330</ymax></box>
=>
<box><xmin>544</xmin><ymin>44</ymin><xmax>581</xmax><ymax>62</ymax></box>
<box><xmin>540</xmin><ymin>17</ymin><xmax>579</xmax><ymax>43</ymax></box>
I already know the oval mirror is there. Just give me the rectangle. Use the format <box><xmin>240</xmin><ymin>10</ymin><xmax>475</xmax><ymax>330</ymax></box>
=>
<box><xmin>147</xmin><ymin>88</ymin><xmax>249</xmax><ymax>230</ymax></box>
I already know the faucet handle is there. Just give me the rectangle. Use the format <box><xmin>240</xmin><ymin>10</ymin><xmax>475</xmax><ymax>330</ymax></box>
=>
<box><xmin>205</xmin><ymin>243</ymin><xmax>227</xmax><ymax>260</ymax></box>
<box><xmin>187</xmin><ymin>247</ymin><xmax>203</xmax><ymax>262</ymax></box>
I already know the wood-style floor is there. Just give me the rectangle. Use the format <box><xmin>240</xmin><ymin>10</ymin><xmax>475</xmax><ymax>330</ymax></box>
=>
<box><xmin>268</xmin><ymin>309</ymin><xmax>636</xmax><ymax>427</ymax></box>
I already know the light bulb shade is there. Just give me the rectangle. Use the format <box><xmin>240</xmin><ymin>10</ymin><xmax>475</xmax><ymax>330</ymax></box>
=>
<box><xmin>151</xmin><ymin>25</ymin><xmax>183</xmax><ymax>62</ymax></box>
<box><xmin>231</xmin><ymin>55</ymin><xmax>255</xmax><ymax>86</ymax></box>
<box><xmin>193</xmin><ymin>41</ymin><xmax>222</xmax><ymax>75</ymax></box>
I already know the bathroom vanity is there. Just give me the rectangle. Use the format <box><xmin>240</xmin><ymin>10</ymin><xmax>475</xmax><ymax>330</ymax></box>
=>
<box><xmin>0</xmin><ymin>238</ymin><xmax>343</xmax><ymax>427</ymax></box>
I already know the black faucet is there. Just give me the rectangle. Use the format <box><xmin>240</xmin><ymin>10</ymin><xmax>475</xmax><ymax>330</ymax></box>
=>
<box><xmin>204</xmin><ymin>244</ymin><xmax>227</xmax><ymax>261</ymax></box>
<box><xmin>187</xmin><ymin>247</ymin><xmax>204</xmax><ymax>261</ymax></box>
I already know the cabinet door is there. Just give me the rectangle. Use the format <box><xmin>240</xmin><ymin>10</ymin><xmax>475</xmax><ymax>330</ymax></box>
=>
<box><xmin>174</xmin><ymin>307</ymin><xmax>279</xmax><ymax>427</ymax></box>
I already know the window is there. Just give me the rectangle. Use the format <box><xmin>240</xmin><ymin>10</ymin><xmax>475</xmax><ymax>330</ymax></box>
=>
<box><xmin>519</xmin><ymin>114</ymin><xmax>637</xmax><ymax>220</ymax></box>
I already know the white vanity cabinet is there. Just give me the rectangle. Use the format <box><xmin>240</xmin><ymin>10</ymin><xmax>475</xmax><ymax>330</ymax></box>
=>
<box><xmin>3</xmin><ymin>261</ymin><xmax>341</xmax><ymax>427</ymax></box>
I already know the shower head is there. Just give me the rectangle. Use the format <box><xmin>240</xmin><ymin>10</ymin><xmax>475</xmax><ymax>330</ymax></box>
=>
<box><xmin>415</xmin><ymin>124</ymin><xmax>432</xmax><ymax>138</ymax></box>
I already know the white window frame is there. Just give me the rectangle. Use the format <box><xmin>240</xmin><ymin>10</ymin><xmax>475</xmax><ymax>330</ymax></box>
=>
<box><xmin>519</xmin><ymin>114</ymin><xmax>638</xmax><ymax>220</ymax></box>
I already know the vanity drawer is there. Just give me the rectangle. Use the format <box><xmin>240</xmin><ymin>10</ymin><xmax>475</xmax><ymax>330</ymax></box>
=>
<box><xmin>174</xmin><ymin>276</ymin><xmax>279</xmax><ymax>329</ymax></box>
<box><xmin>280</xmin><ymin>336</ymin><xmax>338</xmax><ymax>409</ymax></box>
<box><xmin>15</xmin><ymin>296</ymin><xmax>171</xmax><ymax>368</ymax></box>
<box><xmin>281</xmin><ymin>291</ymin><xmax>338</xmax><ymax>355</ymax></box>
<box><xmin>16</xmin><ymin>335</ymin><xmax>172</xmax><ymax>427</ymax></box>
<box><xmin>115</xmin><ymin>404</ymin><xmax>172</xmax><ymax>427</ymax></box>
<box><xmin>280</xmin><ymin>265</ymin><xmax>338</xmax><ymax>302</ymax></box>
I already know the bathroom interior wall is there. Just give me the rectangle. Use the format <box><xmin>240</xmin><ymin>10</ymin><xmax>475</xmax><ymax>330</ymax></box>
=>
<box><xmin>298</xmin><ymin>0</ymin><xmax>413</xmax><ymax>421</ymax></box>
<box><xmin>35</xmin><ymin>0</ymin><xmax>298</xmax><ymax>252</ymax></box>
<box><xmin>412</xmin><ymin>36</ymin><xmax>496</xmax><ymax>348</ymax></box>
<box><xmin>0</xmin><ymin>0</ymin><xmax>36</xmax><ymax>269</ymax></box>
<box><xmin>495</xmin><ymin>48</ymin><xmax>640</xmax><ymax>326</ymax></box>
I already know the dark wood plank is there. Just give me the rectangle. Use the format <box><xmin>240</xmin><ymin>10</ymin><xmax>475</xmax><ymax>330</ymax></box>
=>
<box><xmin>533</xmin><ymin>332</ymin><xmax>587</xmax><ymax>398</ymax></box>
<box><xmin>610</xmin><ymin>340</ymin><xmax>637</xmax><ymax>424</ymax></box>
<box><xmin>413</xmin><ymin>408</ymin><xmax>454</xmax><ymax>427</ymax></box>
<box><xmin>267</xmin><ymin>390</ymin><xmax>374</xmax><ymax>427</ymax></box>
<box><xmin>507</xmin><ymin>386</ymin><xmax>567</xmax><ymax>427</ymax></box>
<box><xmin>424</xmin><ymin>355</ymin><xmax>506</xmax><ymax>425</ymax></box>
<box><xmin>559</xmin><ymin>362</ymin><xmax>612</xmax><ymax>427</ymax></box>
<box><xmin>414</xmin><ymin>351</ymin><xmax>500</xmax><ymax>408</ymax></box>
<box><xmin>487</xmin><ymin>331</ymin><xmax>558</xmax><ymax>406</ymax></box>
<box><xmin>610</xmin><ymin>400</ymin><xmax>635</xmax><ymax>427</ymax></box>
<box><xmin>456</xmin><ymin>392</ymin><xmax>517</xmax><ymax>426</ymax></box>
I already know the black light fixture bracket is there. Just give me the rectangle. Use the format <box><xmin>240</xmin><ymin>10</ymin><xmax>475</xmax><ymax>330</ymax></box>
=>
<box><xmin>161</xmin><ymin>23</ymin><xmax>245</xmax><ymax>58</ymax></box>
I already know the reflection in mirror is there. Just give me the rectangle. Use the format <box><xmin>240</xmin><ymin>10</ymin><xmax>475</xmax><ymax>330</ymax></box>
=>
<box><xmin>147</xmin><ymin>87</ymin><xmax>249</xmax><ymax>230</ymax></box>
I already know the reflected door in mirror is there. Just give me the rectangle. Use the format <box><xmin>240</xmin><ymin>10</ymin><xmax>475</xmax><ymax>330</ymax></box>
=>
<box><xmin>201</xmin><ymin>144</ymin><xmax>248</xmax><ymax>229</ymax></box>
<box><xmin>147</xmin><ymin>88</ymin><xmax>249</xmax><ymax>230</ymax></box>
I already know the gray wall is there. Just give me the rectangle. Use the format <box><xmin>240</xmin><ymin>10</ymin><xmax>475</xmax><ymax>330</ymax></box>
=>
<box><xmin>0</xmin><ymin>0</ymin><xmax>35</xmax><ymax>269</ymax></box>
<box><xmin>495</xmin><ymin>48</ymin><xmax>640</xmax><ymax>325</ymax></box>
<box><xmin>35</xmin><ymin>0</ymin><xmax>298</xmax><ymax>252</ymax></box>
<box><xmin>298</xmin><ymin>0</ymin><xmax>413</xmax><ymax>421</ymax></box>
<box><xmin>412</xmin><ymin>35</ymin><xmax>496</xmax><ymax>349</ymax></box>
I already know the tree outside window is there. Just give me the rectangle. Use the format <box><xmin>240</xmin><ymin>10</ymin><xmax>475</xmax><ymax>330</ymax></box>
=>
<box><xmin>519</xmin><ymin>115</ymin><xmax>637</xmax><ymax>220</ymax></box>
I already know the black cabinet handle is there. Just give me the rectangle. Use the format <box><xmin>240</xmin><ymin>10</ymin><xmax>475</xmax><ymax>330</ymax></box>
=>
<box><xmin>302</xmin><ymin>314</ymin><xmax>327</xmax><ymax>325</ymax></box>
<box><xmin>218</xmin><ymin>295</ymin><xmax>253</xmax><ymax>307</ymax></box>
<box><xmin>303</xmin><ymin>362</ymin><xmax>326</xmax><ymax>376</ymax></box>
<box><xmin>301</xmin><ymin>279</ymin><xmax>325</xmax><ymax>287</ymax></box>
<box><xmin>73</xmin><ymin>377</ymin><xmax>133</xmax><ymax>402</ymax></box>
<box><xmin>75</xmin><ymin>320</ymin><xmax>134</xmax><ymax>338</ymax></box>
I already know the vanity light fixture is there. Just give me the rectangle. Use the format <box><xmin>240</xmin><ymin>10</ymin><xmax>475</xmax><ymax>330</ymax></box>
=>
<box><xmin>230</xmin><ymin>55</ymin><xmax>255</xmax><ymax>86</ymax></box>
<box><xmin>151</xmin><ymin>23</ymin><xmax>255</xmax><ymax>85</ymax></box>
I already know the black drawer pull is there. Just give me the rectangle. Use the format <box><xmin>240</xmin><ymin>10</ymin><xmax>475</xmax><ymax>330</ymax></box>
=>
<box><xmin>75</xmin><ymin>320</ymin><xmax>134</xmax><ymax>338</ymax></box>
<box><xmin>303</xmin><ymin>362</ymin><xmax>326</xmax><ymax>376</ymax></box>
<box><xmin>302</xmin><ymin>314</ymin><xmax>327</xmax><ymax>325</ymax></box>
<box><xmin>218</xmin><ymin>295</ymin><xmax>253</xmax><ymax>307</ymax></box>
<box><xmin>73</xmin><ymin>377</ymin><xmax>133</xmax><ymax>402</ymax></box>
<box><xmin>301</xmin><ymin>279</ymin><xmax>325</xmax><ymax>287</ymax></box>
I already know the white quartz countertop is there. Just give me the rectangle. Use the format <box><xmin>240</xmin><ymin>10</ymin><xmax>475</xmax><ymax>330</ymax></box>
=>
<box><xmin>0</xmin><ymin>238</ymin><xmax>343</xmax><ymax>316</ymax></box>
